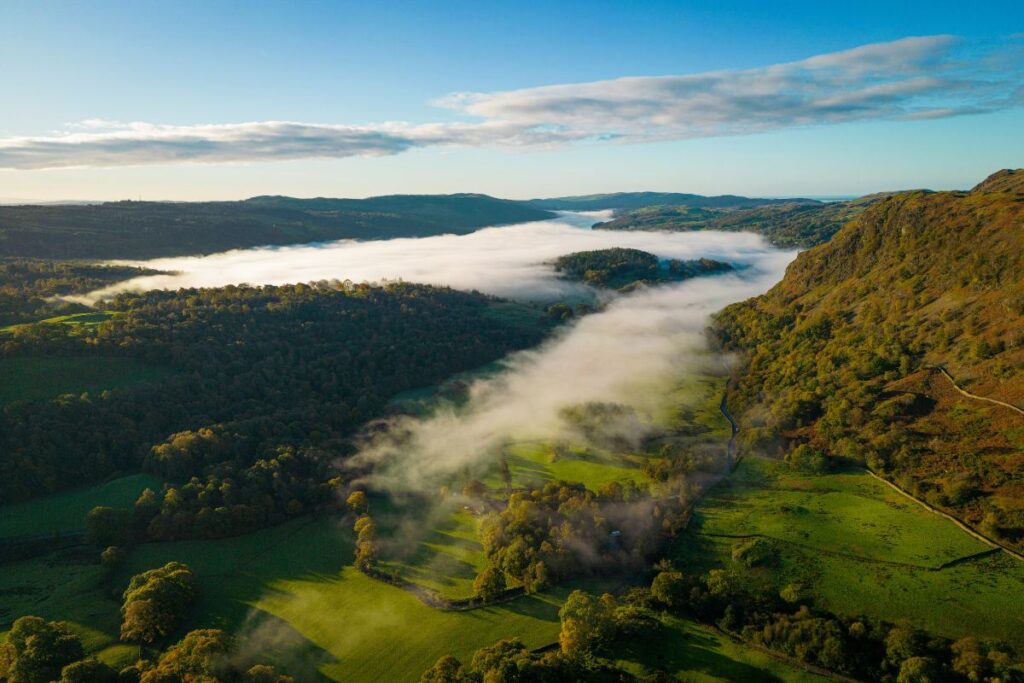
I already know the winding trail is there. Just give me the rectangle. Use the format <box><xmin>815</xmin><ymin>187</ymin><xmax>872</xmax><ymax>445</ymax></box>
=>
<box><xmin>929</xmin><ymin>365</ymin><xmax>1024</xmax><ymax>416</ymax></box>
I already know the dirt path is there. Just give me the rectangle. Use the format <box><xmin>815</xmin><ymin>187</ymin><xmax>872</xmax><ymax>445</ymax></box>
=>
<box><xmin>930</xmin><ymin>365</ymin><xmax>1024</xmax><ymax>417</ymax></box>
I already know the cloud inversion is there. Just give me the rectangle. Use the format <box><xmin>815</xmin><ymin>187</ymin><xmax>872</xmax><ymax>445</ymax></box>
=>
<box><xmin>1</xmin><ymin>35</ymin><xmax>1019</xmax><ymax>170</ymax></box>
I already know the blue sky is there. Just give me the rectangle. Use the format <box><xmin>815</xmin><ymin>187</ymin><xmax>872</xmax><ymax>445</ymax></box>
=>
<box><xmin>1</xmin><ymin>0</ymin><xmax>1022</xmax><ymax>200</ymax></box>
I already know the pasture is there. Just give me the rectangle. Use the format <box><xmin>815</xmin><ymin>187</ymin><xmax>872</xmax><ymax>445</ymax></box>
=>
<box><xmin>677</xmin><ymin>457</ymin><xmax>1024</xmax><ymax>648</ymax></box>
<box><xmin>0</xmin><ymin>473</ymin><xmax>162</xmax><ymax>539</ymax></box>
<box><xmin>614</xmin><ymin>614</ymin><xmax>828</xmax><ymax>682</ymax></box>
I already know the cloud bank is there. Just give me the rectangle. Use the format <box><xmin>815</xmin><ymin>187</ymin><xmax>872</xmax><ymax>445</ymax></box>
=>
<box><xmin>2</xmin><ymin>35</ymin><xmax>1019</xmax><ymax>170</ymax></box>
<box><xmin>76</xmin><ymin>212</ymin><xmax>782</xmax><ymax>304</ymax></box>
<box><xmin>349</xmin><ymin>244</ymin><xmax>794</xmax><ymax>491</ymax></box>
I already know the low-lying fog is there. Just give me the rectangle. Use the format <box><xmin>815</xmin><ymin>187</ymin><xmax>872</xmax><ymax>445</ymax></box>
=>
<box><xmin>77</xmin><ymin>211</ymin><xmax>790</xmax><ymax>304</ymax></box>
<box><xmin>82</xmin><ymin>211</ymin><xmax>796</xmax><ymax>490</ymax></box>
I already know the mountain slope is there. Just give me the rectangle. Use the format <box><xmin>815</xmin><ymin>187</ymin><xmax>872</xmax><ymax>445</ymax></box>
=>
<box><xmin>0</xmin><ymin>194</ymin><xmax>554</xmax><ymax>260</ymax></box>
<box><xmin>715</xmin><ymin>169</ymin><xmax>1024</xmax><ymax>548</ymax></box>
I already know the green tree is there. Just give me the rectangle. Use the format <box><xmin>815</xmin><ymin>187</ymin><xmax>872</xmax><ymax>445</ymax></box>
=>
<box><xmin>650</xmin><ymin>571</ymin><xmax>687</xmax><ymax>608</ymax></box>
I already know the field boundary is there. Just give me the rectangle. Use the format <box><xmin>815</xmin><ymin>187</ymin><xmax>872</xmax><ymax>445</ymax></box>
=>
<box><xmin>692</xmin><ymin>530</ymin><xmax>1000</xmax><ymax>572</ymax></box>
<box><xmin>863</xmin><ymin>469</ymin><xmax>1024</xmax><ymax>563</ymax></box>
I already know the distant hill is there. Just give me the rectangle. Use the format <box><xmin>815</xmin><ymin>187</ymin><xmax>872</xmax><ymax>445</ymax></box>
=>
<box><xmin>529</xmin><ymin>191</ymin><xmax>818</xmax><ymax>211</ymax></box>
<box><xmin>0</xmin><ymin>194</ymin><xmax>554</xmax><ymax>260</ymax></box>
<box><xmin>715</xmin><ymin>169</ymin><xmax>1024</xmax><ymax>549</ymax></box>
<box><xmin>593</xmin><ymin>196</ymin><xmax>884</xmax><ymax>248</ymax></box>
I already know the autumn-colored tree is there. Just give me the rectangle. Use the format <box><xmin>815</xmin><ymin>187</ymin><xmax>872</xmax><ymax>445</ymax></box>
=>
<box><xmin>120</xmin><ymin>562</ymin><xmax>198</xmax><ymax>644</ymax></box>
<box><xmin>346</xmin><ymin>490</ymin><xmax>369</xmax><ymax>515</ymax></box>
<box><xmin>353</xmin><ymin>515</ymin><xmax>378</xmax><ymax>571</ymax></box>
<box><xmin>0</xmin><ymin>616</ymin><xmax>84</xmax><ymax>683</ymax></box>
<box><xmin>472</xmin><ymin>566</ymin><xmax>506</xmax><ymax>601</ymax></box>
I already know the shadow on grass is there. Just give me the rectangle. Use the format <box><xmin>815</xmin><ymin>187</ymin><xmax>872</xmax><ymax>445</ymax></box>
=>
<box><xmin>616</xmin><ymin>619</ymin><xmax>784</xmax><ymax>682</ymax></box>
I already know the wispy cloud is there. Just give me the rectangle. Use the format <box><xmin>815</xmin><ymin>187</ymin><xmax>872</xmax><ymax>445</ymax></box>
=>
<box><xmin>1</xmin><ymin>36</ymin><xmax>1019</xmax><ymax>170</ymax></box>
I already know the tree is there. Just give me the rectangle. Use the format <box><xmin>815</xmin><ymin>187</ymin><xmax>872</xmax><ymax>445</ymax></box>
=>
<box><xmin>346</xmin><ymin>490</ymin><xmax>368</xmax><ymax>515</ymax></box>
<box><xmin>0</xmin><ymin>616</ymin><xmax>84</xmax><ymax>683</ymax></box>
<box><xmin>120</xmin><ymin>562</ymin><xmax>198</xmax><ymax>643</ymax></box>
<box><xmin>100</xmin><ymin>545</ymin><xmax>126</xmax><ymax>570</ymax></box>
<box><xmin>59</xmin><ymin>659</ymin><xmax>118</xmax><ymax>683</ymax></box>
<box><xmin>897</xmin><ymin>656</ymin><xmax>942</xmax><ymax>683</ymax></box>
<box><xmin>353</xmin><ymin>515</ymin><xmax>378</xmax><ymax>571</ymax></box>
<box><xmin>472</xmin><ymin>566</ymin><xmax>506</xmax><ymax>601</ymax></box>
<box><xmin>650</xmin><ymin>571</ymin><xmax>687</xmax><ymax>608</ymax></box>
<box><xmin>557</xmin><ymin>591</ymin><xmax>615</xmax><ymax>660</ymax></box>
<box><xmin>420</xmin><ymin>655</ymin><xmax>467</xmax><ymax>683</ymax></box>
<box><xmin>85</xmin><ymin>506</ymin><xmax>131</xmax><ymax>546</ymax></box>
<box><xmin>139</xmin><ymin>629</ymin><xmax>232</xmax><ymax>683</ymax></box>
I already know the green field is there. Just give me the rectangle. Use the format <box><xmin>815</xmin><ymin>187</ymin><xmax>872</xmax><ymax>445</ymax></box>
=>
<box><xmin>486</xmin><ymin>440</ymin><xmax>653</xmax><ymax>491</ymax></box>
<box><xmin>676</xmin><ymin>457</ymin><xmax>1024</xmax><ymax>648</ymax></box>
<box><xmin>614</xmin><ymin>614</ymin><xmax>827</xmax><ymax>682</ymax></box>
<box><xmin>0</xmin><ymin>355</ymin><xmax>173</xmax><ymax>404</ymax></box>
<box><xmin>1</xmin><ymin>310</ymin><xmax>115</xmax><ymax>333</ymax></box>
<box><xmin>0</xmin><ymin>473</ymin><xmax>162</xmax><ymax>539</ymax></box>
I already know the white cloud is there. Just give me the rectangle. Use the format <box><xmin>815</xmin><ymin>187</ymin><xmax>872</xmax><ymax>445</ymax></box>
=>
<box><xmin>1</xmin><ymin>35</ymin><xmax>1018</xmax><ymax>170</ymax></box>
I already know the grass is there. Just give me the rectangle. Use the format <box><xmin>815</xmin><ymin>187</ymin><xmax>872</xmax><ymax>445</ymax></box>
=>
<box><xmin>0</xmin><ymin>473</ymin><xmax>162</xmax><ymax>539</ymax></box>
<box><xmin>692</xmin><ymin>457</ymin><xmax>988</xmax><ymax>568</ymax></box>
<box><xmin>376</xmin><ymin>505</ymin><xmax>487</xmax><ymax>600</ymax></box>
<box><xmin>485</xmin><ymin>440</ymin><xmax>653</xmax><ymax>492</ymax></box>
<box><xmin>614</xmin><ymin>614</ymin><xmax>828</xmax><ymax>682</ymax></box>
<box><xmin>676</xmin><ymin>457</ymin><xmax>1024</xmax><ymax>649</ymax></box>
<box><xmin>0</xmin><ymin>356</ymin><xmax>174</xmax><ymax>404</ymax></box>
<box><xmin>1</xmin><ymin>310</ymin><xmax>115</xmax><ymax>333</ymax></box>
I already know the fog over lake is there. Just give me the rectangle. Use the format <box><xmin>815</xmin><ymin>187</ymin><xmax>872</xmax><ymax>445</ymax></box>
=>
<box><xmin>78</xmin><ymin>211</ymin><xmax>794</xmax><ymax>304</ymax></box>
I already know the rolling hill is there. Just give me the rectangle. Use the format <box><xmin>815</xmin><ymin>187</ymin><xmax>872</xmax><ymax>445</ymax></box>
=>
<box><xmin>0</xmin><ymin>194</ymin><xmax>554</xmax><ymax>260</ymax></box>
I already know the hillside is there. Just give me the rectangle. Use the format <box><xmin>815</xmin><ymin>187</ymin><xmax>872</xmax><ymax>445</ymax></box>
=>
<box><xmin>529</xmin><ymin>191</ymin><xmax>817</xmax><ymax>211</ymax></box>
<box><xmin>594</xmin><ymin>197</ymin><xmax>880</xmax><ymax>248</ymax></box>
<box><xmin>0</xmin><ymin>194</ymin><xmax>553</xmax><ymax>260</ymax></box>
<box><xmin>715</xmin><ymin>169</ymin><xmax>1024</xmax><ymax>549</ymax></box>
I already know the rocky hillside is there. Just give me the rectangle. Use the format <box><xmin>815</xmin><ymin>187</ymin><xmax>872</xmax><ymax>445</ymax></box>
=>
<box><xmin>715</xmin><ymin>170</ymin><xmax>1024</xmax><ymax>548</ymax></box>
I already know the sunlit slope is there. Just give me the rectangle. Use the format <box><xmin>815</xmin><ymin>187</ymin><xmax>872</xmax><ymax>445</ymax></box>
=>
<box><xmin>716</xmin><ymin>169</ymin><xmax>1024</xmax><ymax>549</ymax></box>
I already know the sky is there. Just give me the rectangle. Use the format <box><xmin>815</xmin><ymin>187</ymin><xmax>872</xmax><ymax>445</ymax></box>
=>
<box><xmin>1</xmin><ymin>0</ymin><xmax>1022</xmax><ymax>201</ymax></box>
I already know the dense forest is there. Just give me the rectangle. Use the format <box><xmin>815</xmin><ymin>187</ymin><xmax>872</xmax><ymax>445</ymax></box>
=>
<box><xmin>715</xmin><ymin>169</ymin><xmax>1024</xmax><ymax>547</ymax></box>
<box><xmin>593</xmin><ymin>196</ymin><xmax>883</xmax><ymax>248</ymax></box>
<box><xmin>528</xmin><ymin>192</ymin><xmax>813</xmax><ymax>211</ymax></box>
<box><xmin>0</xmin><ymin>282</ymin><xmax>552</xmax><ymax>536</ymax></box>
<box><xmin>553</xmin><ymin>248</ymin><xmax>733</xmax><ymax>290</ymax></box>
<box><xmin>0</xmin><ymin>194</ymin><xmax>553</xmax><ymax>259</ymax></box>
<box><xmin>0</xmin><ymin>259</ymin><xmax>161</xmax><ymax>325</ymax></box>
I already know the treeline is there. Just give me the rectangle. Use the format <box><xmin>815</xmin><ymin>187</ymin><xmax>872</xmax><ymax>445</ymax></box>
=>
<box><xmin>2</xmin><ymin>611</ymin><xmax>293</xmax><ymax>682</ymax></box>
<box><xmin>593</xmin><ymin>197</ymin><xmax>877</xmax><ymax>248</ymax></box>
<box><xmin>553</xmin><ymin>248</ymin><xmax>733</xmax><ymax>290</ymax></box>
<box><xmin>714</xmin><ymin>171</ymin><xmax>1024</xmax><ymax>547</ymax></box>
<box><xmin>0</xmin><ymin>258</ymin><xmax>158</xmax><ymax>325</ymax></box>
<box><xmin>0</xmin><ymin>194</ymin><xmax>552</xmax><ymax>260</ymax></box>
<box><xmin>645</xmin><ymin>551</ymin><xmax>1022</xmax><ymax>682</ymax></box>
<box><xmin>0</xmin><ymin>282</ymin><xmax>551</xmax><ymax>538</ymax></box>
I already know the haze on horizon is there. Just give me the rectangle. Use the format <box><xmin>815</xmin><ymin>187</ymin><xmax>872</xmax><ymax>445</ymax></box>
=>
<box><xmin>1</xmin><ymin>0</ymin><xmax>1022</xmax><ymax>202</ymax></box>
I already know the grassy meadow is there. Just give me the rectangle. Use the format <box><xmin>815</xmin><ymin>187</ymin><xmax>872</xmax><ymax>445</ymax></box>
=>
<box><xmin>676</xmin><ymin>457</ymin><xmax>1024</xmax><ymax>648</ymax></box>
<box><xmin>0</xmin><ymin>473</ymin><xmax>162</xmax><ymax>539</ymax></box>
